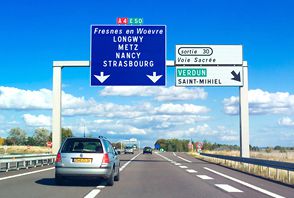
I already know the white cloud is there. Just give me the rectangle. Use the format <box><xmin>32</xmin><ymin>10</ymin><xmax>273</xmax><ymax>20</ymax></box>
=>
<box><xmin>103</xmin><ymin>124</ymin><xmax>146</xmax><ymax>135</ymax></box>
<box><xmin>154</xmin><ymin>103</ymin><xmax>209</xmax><ymax>115</ymax></box>
<box><xmin>0</xmin><ymin>86</ymin><xmax>91</xmax><ymax>110</ymax></box>
<box><xmin>278</xmin><ymin>117</ymin><xmax>294</xmax><ymax>127</ymax></box>
<box><xmin>94</xmin><ymin>119</ymin><xmax>113</xmax><ymax>124</ymax></box>
<box><xmin>224</xmin><ymin>89</ymin><xmax>294</xmax><ymax>115</ymax></box>
<box><xmin>100</xmin><ymin>86</ymin><xmax>207</xmax><ymax>101</ymax></box>
<box><xmin>0</xmin><ymin>86</ymin><xmax>52</xmax><ymax>109</ymax></box>
<box><xmin>220</xmin><ymin>135</ymin><xmax>238</xmax><ymax>141</ymax></box>
<box><xmin>23</xmin><ymin>114</ymin><xmax>51</xmax><ymax>127</ymax></box>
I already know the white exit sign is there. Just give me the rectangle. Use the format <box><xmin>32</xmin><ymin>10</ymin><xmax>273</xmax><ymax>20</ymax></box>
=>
<box><xmin>175</xmin><ymin>45</ymin><xmax>243</xmax><ymax>65</ymax></box>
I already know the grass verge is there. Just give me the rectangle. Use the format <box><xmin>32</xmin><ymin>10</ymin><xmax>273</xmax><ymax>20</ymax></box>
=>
<box><xmin>189</xmin><ymin>152</ymin><xmax>294</xmax><ymax>186</ymax></box>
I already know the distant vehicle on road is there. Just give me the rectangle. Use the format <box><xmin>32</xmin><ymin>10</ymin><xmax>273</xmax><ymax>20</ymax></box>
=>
<box><xmin>124</xmin><ymin>145</ymin><xmax>134</xmax><ymax>154</ymax></box>
<box><xmin>55</xmin><ymin>137</ymin><xmax>120</xmax><ymax>186</ymax></box>
<box><xmin>143</xmin><ymin>146</ymin><xmax>152</xmax><ymax>154</ymax></box>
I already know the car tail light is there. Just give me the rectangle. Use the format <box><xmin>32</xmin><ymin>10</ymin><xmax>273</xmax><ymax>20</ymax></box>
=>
<box><xmin>102</xmin><ymin>153</ymin><xmax>110</xmax><ymax>164</ymax></box>
<box><xmin>56</xmin><ymin>153</ymin><xmax>62</xmax><ymax>163</ymax></box>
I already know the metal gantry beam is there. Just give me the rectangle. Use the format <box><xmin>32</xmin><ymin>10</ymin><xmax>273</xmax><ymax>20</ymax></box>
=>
<box><xmin>51</xmin><ymin>60</ymin><xmax>174</xmax><ymax>154</ymax></box>
<box><xmin>52</xmin><ymin>60</ymin><xmax>250</xmax><ymax>157</ymax></box>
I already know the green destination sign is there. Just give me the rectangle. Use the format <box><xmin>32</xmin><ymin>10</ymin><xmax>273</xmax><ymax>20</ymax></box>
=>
<box><xmin>177</xmin><ymin>68</ymin><xmax>207</xmax><ymax>77</ymax></box>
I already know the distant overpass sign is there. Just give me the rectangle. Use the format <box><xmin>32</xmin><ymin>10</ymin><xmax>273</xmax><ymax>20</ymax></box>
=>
<box><xmin>90</xmin><ymin>25</ymin><xmax>166</xmax><ymax>86</ymax></box>
<box><xmin>176</xmin><ymin>66</ymin><xmax>243</xmax><ymax>87</ymax></box>
<box><xmin>175</xmin><ymin>45</ymin><xmax>243</xmax><ymax>65</ymax></box>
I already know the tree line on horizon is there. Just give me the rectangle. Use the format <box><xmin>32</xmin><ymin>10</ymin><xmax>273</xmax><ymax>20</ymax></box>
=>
<box><xmin>0</xmin><ymin>127</ymin><xmax>73</xmax><ymax>146</ymax></box>
<box><xmin>153</xmin><ymin>139</ymin><xmax>294</xmax><ymax>152</ymax></box>
<box><xmin>154</xmin><ymin>139</ymin><xmax>190</xmax><ymax>152</ymax></box>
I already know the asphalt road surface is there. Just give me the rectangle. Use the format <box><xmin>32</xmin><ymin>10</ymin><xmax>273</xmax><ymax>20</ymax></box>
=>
<box><xmin>0</xmin><ymin>151</ymin><xmax>293</xmax><ymax>198</ymax></box>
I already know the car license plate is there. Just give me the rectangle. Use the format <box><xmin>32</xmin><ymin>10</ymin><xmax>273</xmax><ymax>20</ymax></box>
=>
<box><xmin>73</xmin><ymin>158</ymin><xmax>92</xmax><ymax>163</ymax></box>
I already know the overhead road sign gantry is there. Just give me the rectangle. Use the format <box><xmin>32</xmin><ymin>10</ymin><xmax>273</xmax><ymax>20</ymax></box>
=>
<box><xmin>91</xmin><ymin>25</ymin><xmax>166</xmax><ymax>86</ymax></box>
<box><xmin>176</xmin><ymin>66</ymin><xmax>243</xmax><ymax>87</ymax></box>
<box><xmin>175</xmin><ymin>45</ymin><xmax>243</xmax><ymax>65</ymax></box>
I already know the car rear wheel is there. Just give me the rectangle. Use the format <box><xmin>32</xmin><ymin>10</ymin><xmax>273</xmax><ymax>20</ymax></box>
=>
<box><xmin>106</xmin><ymin>168</ymin><xmax>115</xmax><ymax>186</ymax></box>
<box><xmin>114</xmin><ymin>168</ymin><xmax>120</xmax><ymax>181</ymax></box>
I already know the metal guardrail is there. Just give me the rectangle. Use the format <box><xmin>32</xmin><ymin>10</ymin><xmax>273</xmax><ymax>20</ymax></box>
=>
<box><xmin>200</xmin><ymin>153</ymin><xmax>294</xmax><ymax>171</ymax></box>
<box><xmin>0</xmin><ymin>153</ymin><xmax>53</xmax><ymax>159</ymax></box>
<box><xmin>0</xmin><ymin>154</ymin><xmax>56</xmax><ymax>172</ymax></box>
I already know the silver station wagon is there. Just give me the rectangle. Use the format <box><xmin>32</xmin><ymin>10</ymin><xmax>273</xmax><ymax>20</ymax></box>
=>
<box><xmin>55</xmin><ymin>137</ymin><xmax>120</xmax><ymax>186</ymax></box>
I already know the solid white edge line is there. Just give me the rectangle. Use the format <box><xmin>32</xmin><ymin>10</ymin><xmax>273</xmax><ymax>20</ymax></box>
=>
<box><xmin>215</xmin><ymin>184</ymin><xmax>243</xmax><ymax>192</ymax></box>
<box><xmin>177</xmin><ymin>155</ymin><xmax>192</xmax><ymax>163</ymax></box>
<box><xmin>84</xmin><ymin>189</ymin><xmax>101</xmax><ymax>198</ymax></box>
<box><xmin>204</xmin><ymin>167</ymin><xmax>285</xmax><ymax>198</ymax></box>
<box><xmin>0</xmin><ymin>167</ymin><xmax>55</xmax><ymax>181</ymax></box>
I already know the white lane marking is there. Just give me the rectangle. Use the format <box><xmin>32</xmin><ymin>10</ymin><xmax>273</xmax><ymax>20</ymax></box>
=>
<box><xmin>196</xmin><ymin>175</ymin><xmax>213</xmax><ymax>180</ymax></box>
<box><xmin>155</xmin><ymin>152</ymin><xmax>173</xmax><ymax>162</ymax></box>
<box><xmin>176</xmin><ymin>155</ymin><xmax>192</xmax><ymax>163</ymax></box>
<box><xmin>215</xmin><ymin>184</ymin><xmax>243</xmax><ymax>192</ymax></box>
<box><xmin>0</xmin><ymin>167</ymin><xmax>55</xmax><ymax>181</ymax></box>
<box><xmin>173</xmin><ymin>152</ymin><xmax>176</xmax><ymax>156</ymax></box>
<box><xmin>120</xmin><ymin>152</ymin><xmax>141</xmax><ymax>172</ymax></box>
<box><xmin>179</xmin><ymin>165</ymin><xmax>188</xmax><ymax>169</ymax></box>
<box><xmin>85</xmin><ymin>153</ymin><xmax>141</xmax><ymax>198</ymax></box>
<box><xmin>186</xmin><ymin>169</ymin><xmax>197</xmax><ymax>173</ymax></box>
<box><xmin>84</xmin><ymin>189</ymin><xmax>101</xmax><ymax>198</ymax></box>
<box><xmin>174</xmin><ymin>163</ymin><xmax>181</xmax><ymax>166</ymax></box>
<box><xmin>204</xmin><ymin>167</ymin><xmax>285</xmax><ymax>198</ymax></box>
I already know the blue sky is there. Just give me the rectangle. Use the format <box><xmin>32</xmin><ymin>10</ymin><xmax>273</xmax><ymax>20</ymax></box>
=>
<box><xmin>0</xmin><ymin>0</ymin><xmax>294</xmax><ymax>147</ymax></box>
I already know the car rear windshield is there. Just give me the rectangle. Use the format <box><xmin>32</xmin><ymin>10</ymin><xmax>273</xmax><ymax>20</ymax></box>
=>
<box><xmin>61</xmin><ymin>138</ymin><xmax>103</xmax><ymax>153</ymax></box>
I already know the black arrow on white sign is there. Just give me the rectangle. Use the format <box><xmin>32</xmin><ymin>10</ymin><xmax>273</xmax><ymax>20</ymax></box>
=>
<box><xmin>231</xmin><ymin>70</ymin><xmax>241</xmax><ymax>82</ymax></box>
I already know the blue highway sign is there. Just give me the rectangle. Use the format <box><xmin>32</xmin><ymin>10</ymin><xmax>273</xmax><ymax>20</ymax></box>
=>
<box><xmin>91</xmin><ymin>25</ymin><xmax>166</xmax><ymax>86</ymax></box>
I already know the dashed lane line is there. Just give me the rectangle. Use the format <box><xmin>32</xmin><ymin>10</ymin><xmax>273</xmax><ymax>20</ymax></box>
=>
<box><xmin>215</xmin><ymin>184</ymin><xmax>243</xmax><ymax>192</ymax></box>
<box><xmin>204</xmin><ymin>167</ymin><xmax>285</xmax><ymax>198</ymax></box>
<box><xmin>179</xmin><ymin>165</ymin><xmax>188</xmax><ymax>169</ymax></box>
<box><xmin>84</xmin><ymin>152</ymin><xmax>141</xmax><ymax>198</ymax></box>
<box><xmin>84</xmin><ymin>189</ymin><xmax>101</xmax><ymax>198</ymax></box>
<box><xmin>0</xmin><ymin>167</ymin><xmax>55</xmax><ymax>181</ymax></box>
<box><xmin>196</xmin><ymin>175</ymin><xmax>213</xmax><ymax>180</ymax></box>
<box><xmin>186</xmin><ymin>169</ymin><xmax>197</xmax><ymax>173</ymax></box>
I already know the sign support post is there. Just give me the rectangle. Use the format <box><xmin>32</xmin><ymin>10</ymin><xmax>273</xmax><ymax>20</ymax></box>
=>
<box><xmin>240</xmin><ymin>61</ymin><xmax>250</xmax><ymax>158</ymax></box>
<box><xmin>52</xmin><ymin>61</ymin><xmax>90</xmax><ymax>154</ymax></box>
<box><xmin>52</xmin><ymin>65</ymin><xmax>62</xmax><ymax>154</ymax></box>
